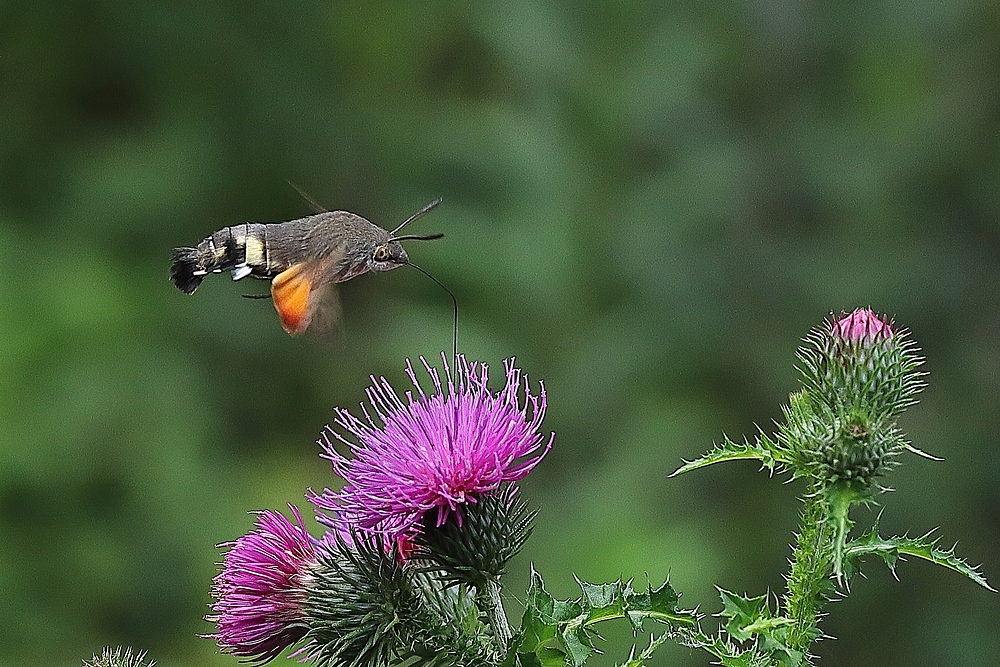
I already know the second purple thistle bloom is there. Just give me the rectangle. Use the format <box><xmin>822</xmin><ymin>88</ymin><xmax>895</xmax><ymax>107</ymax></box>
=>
<box><xmin>310</xmin><ymin>354</ymin><xmax>553</xmax><ymax>540</ymax></box>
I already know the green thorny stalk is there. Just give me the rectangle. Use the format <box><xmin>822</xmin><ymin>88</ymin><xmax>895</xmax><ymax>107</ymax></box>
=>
<box><xmin>783</xmin><ymin>481</ymin><xmax>866</xmax><ymax>657</ymax></box>
<box><xmin>782</xmin><ymin>488</ymin><xmax>834</xmax><ymax>656</ymax></box>
<box><xmin>481</xmin><ymin>577</ymin><xmax>513</xmax><ymax>648</ymax></box>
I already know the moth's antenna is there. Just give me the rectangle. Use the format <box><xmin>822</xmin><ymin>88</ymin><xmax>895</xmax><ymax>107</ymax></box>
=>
<box><xmin>286</xmin><ymin>181</ymin><xmax>328</xmax><ymax>213</ymax></box>
<box><xmin>393</xmin><ymin>232</ymin><xmax>444</xmax><ymax>242</ymax></box>
<box><xmin>406</xmin><ymin>262</ymin><xmax>458</xmax><ymax>367</ymax></box>
<box><xmin>391</xmin><ymin>198</ymin><xmax>442</xmax><ymax>236</ymax></box>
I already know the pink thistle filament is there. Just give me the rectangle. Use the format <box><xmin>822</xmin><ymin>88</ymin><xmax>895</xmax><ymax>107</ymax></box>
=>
<box><xmin>207</xmin><ymin>506</ymin><xmax>316</xmax><ymax>663</ymax></box>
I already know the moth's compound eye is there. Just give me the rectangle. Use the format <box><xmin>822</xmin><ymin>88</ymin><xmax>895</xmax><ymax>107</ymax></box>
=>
<box><xmin>373</xmin><ymin>245</ymin><xmax>390</xmax><ymax>262</ymax></box>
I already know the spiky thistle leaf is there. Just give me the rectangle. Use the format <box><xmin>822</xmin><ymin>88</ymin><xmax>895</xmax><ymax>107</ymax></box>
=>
<box><xmin>671</xmin><ymin>433</ymin><xmax>787</xmax><ymax>477</ymax></box>
<box><xmin>844</xmin><ymin>523</ymin><xmax>995</xmax><ymax>592</ymax></box>
<box><xmin>670</xmin><ymin>627</ymin><xmax>779</xmax><ymax>667</ymax></box>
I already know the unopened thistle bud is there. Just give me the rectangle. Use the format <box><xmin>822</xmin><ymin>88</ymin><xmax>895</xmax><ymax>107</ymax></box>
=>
<box><xmin>781</xmin><ymin>309</ymin><xmax>926</xmax><ymax>489</ymax></box>
<box><xmin>798</xmin><ymin>308</ymin><xmax>924</xmax><ymax>420</ymax></box>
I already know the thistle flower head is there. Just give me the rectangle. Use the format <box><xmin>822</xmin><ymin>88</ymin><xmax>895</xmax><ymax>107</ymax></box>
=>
<box><xmin>310</xmin><ymin>354</ymin><xmax>552</xmax><ymax>541</ymax></box>
<box><xmin>207</xmin><ymin>506</ymin><xmax>317</xmax><ymax>663</ymax></box>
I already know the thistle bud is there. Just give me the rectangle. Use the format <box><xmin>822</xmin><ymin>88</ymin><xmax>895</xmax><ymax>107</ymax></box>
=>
<box><xmin>797</xmin><ymin>308</ymin><xmax>924</xmax><ymax>423</ymax></box>
<box><xmin>781</xmin><ymin>309</ymin><xmax>926</xmax><ymax>489</ymax></box>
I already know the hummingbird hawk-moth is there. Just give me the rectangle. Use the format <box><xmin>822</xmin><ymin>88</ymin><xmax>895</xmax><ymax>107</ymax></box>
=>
<box><xmin>170</xmin><ymin>199</ymin><xmax>443</xmax><ymax>335</ymax></box>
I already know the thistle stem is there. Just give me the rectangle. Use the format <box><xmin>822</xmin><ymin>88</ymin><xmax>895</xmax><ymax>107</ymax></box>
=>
<box><xmin>481</xmin><ymin>577</ymin><xmax>512</xmax><ymax>648</ymax></box>
<box><xmin>783</xmin><ymin>489</ymin><xmax>833</xmax><ymax>657</ymax></box>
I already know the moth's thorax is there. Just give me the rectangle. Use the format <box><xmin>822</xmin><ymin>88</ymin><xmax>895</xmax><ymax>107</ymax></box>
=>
<box><xmin>301</xmin><ymin>211</ymin><xmax>388</xmax><ymax>254</ymax></box>
<box><xmin>257</xmin><ymin>211</ymin><xmax>386</xmax><ymax>281</ymax></box>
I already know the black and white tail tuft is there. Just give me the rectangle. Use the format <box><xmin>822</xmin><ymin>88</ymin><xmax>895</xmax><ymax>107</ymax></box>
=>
<box><xmin>170</xmin><ymin>247</ymin><xmax>205</xmax><ymax>294</ymax></box>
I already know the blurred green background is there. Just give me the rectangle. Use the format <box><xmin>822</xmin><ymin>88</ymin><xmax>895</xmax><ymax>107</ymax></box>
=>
<box><xmin>2</xmin><ymin>1</ymin><xmax>998</xmax><ymax>665</ymax></box>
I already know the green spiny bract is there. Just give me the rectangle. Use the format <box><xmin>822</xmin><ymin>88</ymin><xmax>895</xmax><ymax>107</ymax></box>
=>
<box><xmin>778</xmin><ymin>391</ymin><xmax>906</xmax><ymax>488</ymax></box>
<box><xmin>301</xmin><ymin>535</ymin><xmax>491</xmax><ymax>667</ymax></box>
<box><xmin>416</xmin><ymin>483</ymin><xmax>535</xmax><ymax>590</ymax></box>
<box><xmin>82</xmin><ymin>648</ymin><xmax>155</xmax><ymax>667</ymax></box>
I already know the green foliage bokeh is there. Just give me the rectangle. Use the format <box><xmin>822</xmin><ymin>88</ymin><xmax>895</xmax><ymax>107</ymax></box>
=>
<box><xmin>1</xmin><ymin>2</ymin><xmax>998</xmax><ymax>665</ymax></box>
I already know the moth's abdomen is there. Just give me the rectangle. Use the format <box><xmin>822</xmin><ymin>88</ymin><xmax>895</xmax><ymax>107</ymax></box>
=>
<box><xmin>170</xmin><ymin>223</ymin><xmax>271</xmax><ymax>294</ymax></box>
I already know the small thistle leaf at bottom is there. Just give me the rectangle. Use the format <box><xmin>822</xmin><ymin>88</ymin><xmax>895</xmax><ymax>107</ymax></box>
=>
<box><xmin>672</xmin><ymin>627</ymin><xmax>772</xmax><ymax>667</ymax></box>
<box><xmin>716</xmin><ymin>588</ymin><xmax>793</xmax><ymax>644</ymax></box>
<box><xmin>616</xmin><ymin>632</ymin><xmax>673</xmax><ymax>667</ymax></box>
<box><xmin>717</xmin><ymin>587</ymin><xmax>770</xmax><ymax>641</ymax></box>
<box><xmin>715</xmin><ymin>588</ymin><xmax>803</xmax><ymax>665</ymax></box>
<box><xmin>671</xmin><ymin>434</ymin><xmax>785</xmax><ymax>477</ymax></box>
<box><xmin>844</xmin><ymin>527</ymin><xmax>996</xmax><ymax>592</ymax></box>
<box><xmin>518</xmin><ymin>569</ymin><xmax>698</xmax><ymax>667</ymax></box>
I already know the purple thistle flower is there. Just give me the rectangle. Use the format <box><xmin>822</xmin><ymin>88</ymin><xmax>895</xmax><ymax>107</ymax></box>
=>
<box><xmin>832</xmin><ymin>307</ymin><xmax>892</xmax><ymax>342</ymax></box>
<box><xmin>207</xmin><ymin>505</ymin><xmax>317</xmax><ymax>663</ymax></box>
<box><xmin>310</xmin><ymin>354</ymin><xmax>552</xmax><ymax>541</ymax></box>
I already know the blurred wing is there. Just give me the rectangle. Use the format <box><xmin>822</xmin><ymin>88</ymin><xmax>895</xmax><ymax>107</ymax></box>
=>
<box><xmin>301</xmin><ymin>281</ymin><xmax>343</xmax><ymax>342</ymax></box>
<box><xmin>270</xmin><ymin>257</ymin><xmax>341</xmax><ymax>336</ymax></box>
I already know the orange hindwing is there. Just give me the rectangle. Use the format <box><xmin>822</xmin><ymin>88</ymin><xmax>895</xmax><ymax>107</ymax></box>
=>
<box><xmin>270</xmin><ymin>263</ymin><xmax>318</xmax><ymax>335</ymax></box>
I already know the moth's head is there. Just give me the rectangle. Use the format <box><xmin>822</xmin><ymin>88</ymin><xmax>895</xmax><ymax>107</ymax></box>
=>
<box><xmin>368</xmin><ymin>198</ymin><xmax>445</xmax><ymax>272</ymax></box>
<box><xmin>370</xmin><ymin>241</ymin><xmax>409</xmax><ymax>271</ymax></box>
